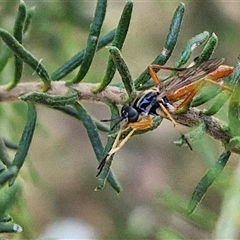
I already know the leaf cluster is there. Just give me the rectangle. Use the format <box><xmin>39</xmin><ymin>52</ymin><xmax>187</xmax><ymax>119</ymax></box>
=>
<box><xmin>0</xmin><ymin>1</ymin><xmax>239</xmax><ymax>238</ymax></box>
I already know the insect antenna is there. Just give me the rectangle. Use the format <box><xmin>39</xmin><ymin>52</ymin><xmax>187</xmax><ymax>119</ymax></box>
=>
<box><xmin>96</xmin><ymin>155</ymin><xmax>107</xmax><ymax>177</ymax></box>
<box><xmin>101</xmin><ymin>116</ymin><xmax>125</xmax><ymax>130</ymax></box>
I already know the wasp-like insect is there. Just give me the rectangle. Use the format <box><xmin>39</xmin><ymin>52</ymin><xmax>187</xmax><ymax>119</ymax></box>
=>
<box><xmin>97</xmin><ymin>58</ymin><xmax>234</xmax><ymax>175</ymax></box>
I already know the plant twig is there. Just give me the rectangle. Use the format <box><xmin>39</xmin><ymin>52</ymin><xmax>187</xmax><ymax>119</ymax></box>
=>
<box><xmin>0</xmin><ymin>82</ymin><xmax>126</xmax><ymax>104</ymax></box>
<box><xmin>0</xmin><ymin>82</ymin><xmax>231</xmax><ymax>144</ymax></box>
<box><xmin>172</xmin><ymin>109</ymin><xmax>231</xmax><ymax>142</ymax></box>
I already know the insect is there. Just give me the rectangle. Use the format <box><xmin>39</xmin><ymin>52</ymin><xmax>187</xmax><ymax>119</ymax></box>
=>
<box><xmin>97</xmin><ymin>58</ymin><xmax>234</xmax><ymax>175</ymax></box>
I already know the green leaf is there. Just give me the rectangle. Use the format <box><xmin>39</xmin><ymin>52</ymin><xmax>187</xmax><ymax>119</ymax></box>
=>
<box><xmin>0</xmin><ymin>167</ymin><xmax>18</xmax><ymax>186</ymax></box>
<box><xmin>134</xmin><ymin>3</ymin><xmax>185</xmax><ymax>89</ymax></box>
<box><xmin>6</xmin><ymin>0</ymin><xmax>27</xmax><ymax>90</ymax></box>
<box><xmin>228</xmin><ymin>56</ymin><xmax>240</xmax><ymax>136</ymax></box>
<box><xmin>74</xmin><ymin>102</ymin><xmax>121</xmax><ymax>193</ymax></box>
<box><xmin>69</xmin><ymin>0</ymin><xmax>107</xmax><ymax>83</ymax></box>
<box><xmin>19</xmin><ymin>88</ymin><xmax>78</xmax><ymax>107</ymax></box>
<box><xmin>195</xmin><ymin>32</ymin><xmax>218</xmax><ymax>64</ymax></box>
<box><xmin>10</xmin><ymin>103</ymin><xmax>37</xmax><ymax>185</ymax></box>
<box><xmin>93</xmin><ymin>0</ymin><xmax>133</xmax><ymax>93</ymax></box>
<box><xmin>0</xmin><ymin>184</ymin><xmax>21</xmax><ymax>215</ymax></box>
<box><xmin>51</xmin><ymin>29</ymin><xmax>116</xmax><ymax>81</ymax></box>
<box><xmin>202</xmin><ymin>90</ymin><xmax>231</xmax><ymax>116</ymax></box>
<box><xmin>96</xmin><ymin>102</ymin><xmax>121</xmax><ymax>191</ymax></box>
<box><xmin>0</xmin><ymin>137</ymin><xmax>11</xmax><ymax>167</ymax></box>
<box><xmin>106</xmin><ymin>46</ymin><xmax>135</xmax><ymax>100</ymax></box>
<box><xmin>188</xmin><ymin>150</ymin><xmax>231</xmax><ymax>214</ymax></box>
<box><xmin>53</xmin><ymin>105</ymin><xmax>110</xmax><ymax>132</ymax></box>
<box><xmin>0</xmin><ymin>222</ymin><xmax>22</xmax><ymax>233</ymax></box>
<box><xmin>158</xmin><ymin>189</ymin><xmax>217</xmax><ymax>230</ymax></box>
<box><xmin>157</xmin><ymin>227</ymin><xmax>186</xmax><ymax>240</ymax></box>
<box><xmin>0</xmin><ymin>28</ymin><xmax>51</xmax><ymax>91</ymax></box>
<box><xmin>174</xmin><ymin>31</ymin><xmax>209</xmax><ymax>68</ymax></box>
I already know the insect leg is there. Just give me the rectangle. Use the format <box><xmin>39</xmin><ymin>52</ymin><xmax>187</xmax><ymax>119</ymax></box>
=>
<box><xmin>150</xmin><ymin>64</ymin><xmax>186</xmax><ymax>71</ymax></box>
<box><xmin>203</xmin><ymin>65</ymin><xmax>233</xmax><ymax>91</ymax></box>
<box><xmin>174</xmin><ymin>73</ymin><xmax>233</xmax><ymax>111</ymax></box>
<box><xmin>148</xmin><ymin>65</ymin><xmax>162</xmax><ymax>86</ymax></box>
<box><xmin>97</xmin><ymin>127</ymin><xmax>136</xmax><ymax>176</ymax></box>
<box><xmin>97</xmin><ymin>125</ymin><xmax>124</xmax><ymax>173</ymax></box>
<box><xmin>108</xmin><ymin>128</ymin><xmax>136</xmax><ymax>157</ymax></box>
<box><xmin>148</xmin><ymin>64</ymin><xmax>186</xmax><ymax>86</ymax></box>
<box><xmin>204</xmin><ymin>78</ymin><xmax>232</xmax><ymax>92</ymax></box>
<box><xmin>176</xmin><ymin>83</ymin><xmax>203</xmax><ymax>110</ymax></box>
<box><xmin>104</xmin><ymin>116</ymin><xmax>153</xmax><ymax>160</ymax></box>
<box><xmin>111</xmin><ymin>124</ymin><xmax>125</xmax><ymax>150</ymax></box>
<box><xmin>128</xmin><ymin>116</ymin><xmax>153</xmax><ymax>129</ymax></box>
<box><xmin>159</xmin><ymin>102</ymin><xmax>193</xmax><ymax>150</ymax></box>
<box><xmin>97</xmin><ymin>116</ymin><xmax>153</xmax><ymax>175</ymax></box>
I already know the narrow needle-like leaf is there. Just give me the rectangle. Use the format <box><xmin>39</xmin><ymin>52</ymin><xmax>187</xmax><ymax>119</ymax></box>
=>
<box><xmin>69</xmin><ymin>0</ymin><xmax>107</xmax><ymax>84</ymax></box>
<box><xmin>174</xmin><ymin>31</ymin><xmax>209</xmax><ymax>68</ymax></box>
<box><xmin>0</xmin><ymin>28</ymin><xmax>51</xmax><ymax>91</ymax></box>
<box><xmin>53</xmin><ymin>106</ymin><xmax>110</xmax><ymax>132</ymax></box>
<box><xmin>20</xmin><ymin>89</ymin><xmax>78</xmax><ymax>107</ymax></box>
<box><xmin>106</xmin><ymin>46</ymin><xmax>135</xmax><ymax>99</ymax></box>
<box><xmin>93</xmin><ymin>0</ymin><xmax>133</xmax><ymax>93</ymax></box>
<box><xmin>9</xmin><ymin>103</ymin><xmax>37</xmax><ymax>186</ymax></box>
<box><xmin>134</xmin><ymin>3</ymin><xmax>185</xmax><ymax>89</ymax></box>
<box><xmin>51</xmin><ymin>29</ymin><xmax>116</xmax><ymax>81</ymax></box>
<box><xmin>96</xmin><ymin>102</ymin><xmax>121</xmax><ymax>191</ymax></box>
<box><xmin>188</xmin><ymin>150</ymin><xmax>231</xmax><ymax>214</ymax></box>
<box><xmin>195</xmin><ymin>32</ymin><xmax>218</xmax><ymax>64</ymax></box>
<box><xmin>74</xmin><ymin>102</ymin><xmax>121</xmax><ymax>192</ymax></box>
<box><xmin>0</xmin><ymin>137</ymin><xmax>11</xmax><ymax>167</ymax></box>
<box><xmin>228</xmin><ymin>56</ymin><xmax>240</xmax><ymax>136</ymax></box>
<box><xmin>7</xmin><ymin>0</ymin><xmax>27</xmax><ymax>90</ymax></box>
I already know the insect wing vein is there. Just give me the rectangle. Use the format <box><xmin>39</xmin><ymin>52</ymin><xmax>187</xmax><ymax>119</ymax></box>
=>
<box><xmin>158</xmin><ymin>58</ymin><xmax>224</xmax><ymax>98</ymax></box>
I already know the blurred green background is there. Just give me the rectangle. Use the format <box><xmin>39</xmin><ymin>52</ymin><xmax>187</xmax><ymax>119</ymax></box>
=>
<box><xmin>1</xmin><ymin>0</ymin><xmax>240</xmax><ymax>239</ymax></box>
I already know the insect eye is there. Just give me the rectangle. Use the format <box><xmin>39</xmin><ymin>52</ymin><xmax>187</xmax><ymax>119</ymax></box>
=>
<box><xmin>121</xmin><ymin>106</ymin><xmax>139</xmax><ymax>123</ymax></box>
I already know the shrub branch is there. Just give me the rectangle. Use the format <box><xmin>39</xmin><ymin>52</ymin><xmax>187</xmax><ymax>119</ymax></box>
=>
<box><xmin>0</xmin><ymin>81</ymin><xmax>231</xmax><ymax>143</ymax></box>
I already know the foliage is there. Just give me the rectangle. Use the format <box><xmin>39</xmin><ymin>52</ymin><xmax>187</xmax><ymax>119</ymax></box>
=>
<box><xmin>0</xmin><ymin>0</ymin><xmax>240</xmax><ymax>239</ymax></box>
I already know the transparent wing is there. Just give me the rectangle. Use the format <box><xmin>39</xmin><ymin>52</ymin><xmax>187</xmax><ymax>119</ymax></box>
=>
<box><xmin>158</xmin><ymin>58</ymin><xmax>224</xmax><ymax>98</ymax></box>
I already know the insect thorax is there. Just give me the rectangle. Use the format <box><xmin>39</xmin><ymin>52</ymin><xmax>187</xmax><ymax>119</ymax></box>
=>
<box><xmin>132</xmin><ymin>88</ymin><xmax>160</xmax><ymax>116</ymax></box>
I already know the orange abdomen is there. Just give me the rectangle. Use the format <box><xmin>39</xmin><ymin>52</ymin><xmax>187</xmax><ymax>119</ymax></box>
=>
<box><xmin>208</xmin><ymin>65</ymin><xmax>234</xmax><ymax>80</ymax></box>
